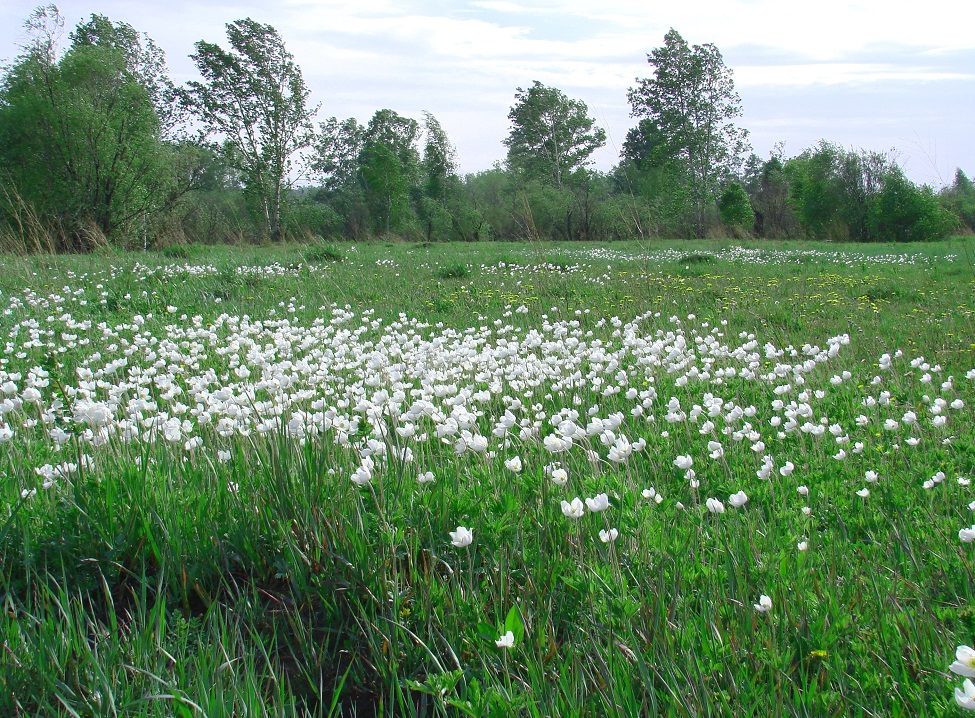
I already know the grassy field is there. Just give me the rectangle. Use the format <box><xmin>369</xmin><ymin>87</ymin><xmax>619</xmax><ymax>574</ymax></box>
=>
<box><xmin>1</xmin><ymin>238</ymin><xmax>975</xmax><ymax>716</ymax></box>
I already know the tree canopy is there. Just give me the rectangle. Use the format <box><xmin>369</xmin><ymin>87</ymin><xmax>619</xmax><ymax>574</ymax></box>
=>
<box><xmin>0</xmin><ymin>6</ymin><xmax>200</xmax><ymax>250</ymax></box>
<box><xmin>504</xmin><ymin>81</ymin><xmax>606</xmax><ymax>189</ymax></box>
<box><xmin>183</xmin><ymin>18</ymin><xmax>317</xmax><ymax>241</ymax></box>
<box><xmin>626</xmin><ymin>29</ymin><xmax>750</xmax><ymax>236</ymax></box>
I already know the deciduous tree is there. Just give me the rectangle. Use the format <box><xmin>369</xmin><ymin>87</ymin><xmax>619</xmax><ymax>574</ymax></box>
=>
<box><xmin>0</xmin><ymin>5</ymin><xmax>198</xmax><ymax>250</ymax></box>
<box><xmin>626</xmin><ymin>29</ymin><xmax>750</xmax><ymax>237</ymax></box>
<box><xmin>504</xmin><ymin>81</ymin><xmax>605</xmax><ymax>190</ymax></box>
<box><xmin>184</xmin><ymin>19</ymin><xmax>317</xmax><ymax>241</ymax></box>
<box><xmin>359</xmin><ymin>109</ymin><xmax>420</xmax><ymax>238</ymax></box>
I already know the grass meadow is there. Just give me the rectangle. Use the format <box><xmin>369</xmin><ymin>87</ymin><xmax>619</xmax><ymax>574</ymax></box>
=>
<box><xmin>2</xmin><ymin>238</ymin><xmax>975</xmax><ymax>716</ymax></box>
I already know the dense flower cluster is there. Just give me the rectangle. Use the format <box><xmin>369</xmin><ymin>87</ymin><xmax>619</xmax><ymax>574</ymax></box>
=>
<box><xmin>2</xmin><ymin>255</ymin><xmax>973</xmax><ymax>710</ymax></box>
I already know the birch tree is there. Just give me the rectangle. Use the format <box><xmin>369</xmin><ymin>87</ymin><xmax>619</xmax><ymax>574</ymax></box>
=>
<box><xmin>184</xmin><ymin>19</ymin><xmax>317</xmax><ymax>241</ymax></box>
<box><xmin>504</xmin><ymin>81</ymin><xmax>605</xmax><ymax>189</ymax></box>
<box><xmin>626</xmin><ymin>29</ymin><xmax>749</xmax><ymax>237</ymax></box>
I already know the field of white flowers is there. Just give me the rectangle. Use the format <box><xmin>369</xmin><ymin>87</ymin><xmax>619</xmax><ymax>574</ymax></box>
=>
<box><xmin>2</xmin><ymin>240</ymin><xmax>974</xmax><ymax>716</ymax></box>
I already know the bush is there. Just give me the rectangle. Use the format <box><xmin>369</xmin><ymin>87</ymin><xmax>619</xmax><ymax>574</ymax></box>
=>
<box><xmin>872</xmin><ymin>171</ymin><xmax>958</xmax><ymax>242</ymax></box>
<box><xmin>434</xmin><ymin>262</ymin><xmax>470</xmax><ymax>279</ymax></box>
<box><xmin>303</xmin><ymin>243</ymin><xmax>345</xmax><ymax>263</ymax></box>
<box><xmin>283</xmin><ymin>201</ymin><xmax>345</xmax><ymax>240</ymax></box>
<box><xmin>718</xmin><ymin>182</ymin><xmax>754</xmax><ymax>235</ymax></box>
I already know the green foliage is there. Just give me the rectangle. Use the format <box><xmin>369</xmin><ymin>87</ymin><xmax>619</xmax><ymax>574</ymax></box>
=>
<box><xmin>504</xmin><ymin>81</ymin><xmax>606</xmax><ymax>190</ymax></box>
<box><xmin>302</xmin><ymin>241</ymin><xmax>345</xmax><ymax>262</ymax></box>
<box><xmin>743</xmin><ymin>147</ymin><xmax>799</xmax><ymax>238</ymax></box>
<box><xmin>433</xmin><ymin>261</ymin><xmax>471</xmax><ymax>279</ymax></box>
<box><xmin>786</xmin><ymin>141</ymin><xmax>956</xmax><ymax>242</ymax></box>
<box><xmin>717</xmin><ymin>182</ymin><xmax>754</xmax><ymax>234</ymax></box>
<box><xmin>311</xmin><ymin>116</ymin><xmax>366</xmax><ymax>193</ymax></box>
<box><xmin>0</xmin><ymin>6</ymin><xmax>196</xmax><ymax>250</ymax></box>
<box><xmin>872</xmin><ymin>169</ymin><xmax>958</xmax><ymax>242</ymax></box>
<box><xmin>183</xmin><ymin>19</ymin><xmax>317</xmax><ymax>241</ymax></box>
<box><xmin>612</xmin><ymin>159</ymin><xmax>695</xmax><ymax>238</ymax></box>
<box><xmin>941</xmin><ymin>168</ymin><xmax>975</xmax><ymax>232</ymax></box>
<box><xmin>283</xmin><ymin>199</ymin><xmax>344</xmax><ymax>241</ymax></box>
<box><xmin>0</xmin><ymin>10</ymin><xmax>965</xmax><ymax>250</ymax></box>
<box><xmin>626</xmin><ymin>29</ymin><xmax>750</xmax><ymax>237</ymax></box>
<box><xmin>359</xmin><ymin>109</ymin><xmax>421</xmax><ymax>238</ymax></box>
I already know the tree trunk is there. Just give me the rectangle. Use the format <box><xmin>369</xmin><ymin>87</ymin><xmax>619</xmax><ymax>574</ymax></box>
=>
<box><xmin>270</xmin><ymin>180</ymin><xmax>283</xmax><ymax>241</ymax></box>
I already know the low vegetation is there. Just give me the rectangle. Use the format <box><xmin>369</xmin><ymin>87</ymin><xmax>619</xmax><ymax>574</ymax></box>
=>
<box><xmin>1</xmin><ymin>239</ymin><xmax>974</xmax><ymax>715</ymax></box>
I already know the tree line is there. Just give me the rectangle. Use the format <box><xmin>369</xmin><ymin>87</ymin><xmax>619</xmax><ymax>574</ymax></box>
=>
<box><xmin>0</xmin><ymin>7</ymin><xmax>970</xmax><ymax>252</ymax></box>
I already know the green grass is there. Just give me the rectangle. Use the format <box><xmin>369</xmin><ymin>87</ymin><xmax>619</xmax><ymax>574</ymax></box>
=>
<box><xmin>1</xmin><ymin>238</ymin><xmax>974</xmax><ymax>716</ymax></box>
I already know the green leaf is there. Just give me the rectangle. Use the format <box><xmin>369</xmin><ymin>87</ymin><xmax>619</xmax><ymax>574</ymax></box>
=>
<box><xmin>503</xmin><ymin>605</ymin><xmax>525</xmax><ymax>644</ymax></box>
<box><xmin>476</xmin><ymin>622</ymin><xmax>498</xmax><ymax>642</ymax></box>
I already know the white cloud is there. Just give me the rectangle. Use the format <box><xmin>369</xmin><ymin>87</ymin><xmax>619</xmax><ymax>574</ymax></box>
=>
<box><xmin>736</xmin><ymin>63</ymin><xmax>974</xmax><ymax>87</ymax></box>
<box><xmin>0</xmin><ymin>0</ymin><xmax>971</xmax><ymax>181</ymax></box>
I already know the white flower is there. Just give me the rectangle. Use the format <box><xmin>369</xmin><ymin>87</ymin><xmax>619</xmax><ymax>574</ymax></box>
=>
<box><xmin>468</xmin><ymin>434</ymin><xmax>488</xmax><ymax>453</ymax></box>
<box><xmin>351</xmin><ymin>464</ymin><xmax>373</xmax><ymax>485</ymax></box>
<box><xmin>642</xmin><ymin>487</ymin><xmax>664</xmax><ymax>504</ymax></box>
<box><xmin>956</xmin><ymin>678</ymin><xmax>975</xmax><ymax>710</ymax></box>
<box><xmin>856</xmin><ymin>488</ymin><xmax>870</xmax><ymax>498</ymax></box>
<box><xmin>706</xmin><ymin>498</ymin><xmax>725</xmax><ymax>514</ymax></box>
<box><xmin>20</xmin><ymin>488</ymin><xmax>36</xmax><ymax>499</ymax></box>
<box><xmin>673</xmin><ymin>455</ymin><xmax>693</xmax><ymax>470</ymax></box>
<box><xmin>495</xmin><ymin>630</ymin><xmax>515</xmax><ymax>649</ymax></box>
<box><xmin>450</xmin><ymin>526</ymin><xmax>473</xmax><ymax>548</ymax></box>
<box><xmin>960</xmin><ymin>526</ymin><xmax>975</xmax><ymax>543</ymax></box>
<box><xmin>780</xmin><ymin>461</ymin><xmax>795</xmax><ymax>477</ymax></box>
<box><xmin>754</xmin><ymin>594</ymin><xmax>772</xmax><ymax>612</ymax></box>
<box><xmin>544</xmin><ymin>434</ymin><xmax>571</xmax><ymax>452</ymax></box>
<box><xmin>707</xmin><ymin>440</ymin><xmax>724</xmax><ymax>459</ymax></box>
<box><xmin>728</xmin><ymin>491</ymin><xmax>748</xmax><ymax>508</ymax></box>
<box><xmin>599</xmin><ymin>528</ymin><xmax>619</xmax><ymax>543</ymax></box>
<box><xmin>561</xmin><ymin>497</ymin><xmax>585</xmax><ymax>519</ymax></box>
<box><xmin>504</xmin><ymin>456</ymin><xmax>523</xmax><ymax>473</ymax></box>
<box><xmin>418</xmin><ymin>471</ymin><xmax>435</xmax><ymax>483</ymax></box>
<box><xmin>797</xmin><ymin>541</ymin><xmax>809</xmax><ymax>551</ymax></box>
<box><xmin>865</xmin><ymin>470</ymin><xmax>879</xmax><ymax>483</ymax></box>
<box><xmin>801</xmin><ymin>506</ymin><xmax>812</xmax><ymax>516</ymax></box>
<box><xmin>797</xmin><ymin>485</ymin><xmax>809</xmax><ymax>496</ymax></box>
<box><xmin>585</xmin><ymin>493</ymin><xmax>610</xmax><ymax>512</ymax></box>
<box><xmin>952</xmin><ymin>646</ymin><xmax>975</xmax><ymax>678</ymax></box>
<box><xmin>549</xmin><ymin>467</ymin><xmax>568</xmax><ymax>485</ymax></box>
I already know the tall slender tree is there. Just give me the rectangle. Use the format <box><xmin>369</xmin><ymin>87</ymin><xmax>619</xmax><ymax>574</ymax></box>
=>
<box><xmin>183</xmin><ymin>19</ymin><xmax>317</xmax><ymax>241</ymax></box>
<box><xmin>626</xmin><ymin>29</ymin><xmax>749</xmax><ymax>237</ymax></box>
<box><xmin>359</xmin><ymin>109</ymin><xmax>420</xmax><ymax>238</ymax></box>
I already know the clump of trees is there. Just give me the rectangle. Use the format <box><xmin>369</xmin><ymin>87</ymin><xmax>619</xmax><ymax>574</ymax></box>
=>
<box><xmin>0</xmin><ymin>6</ymin><xmax>204</xmax><ymax>250</ymax></box>
<box><xmin>0</xmin><ymin>10</ymin><xmax>969</xmax><ymax>252</ymax></box>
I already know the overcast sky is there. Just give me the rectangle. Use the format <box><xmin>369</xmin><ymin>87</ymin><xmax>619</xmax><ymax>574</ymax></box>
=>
<box><xmin>1</xmin><ymin>0</ymin><xmax>972</xmax><ymax>186</ymax></box>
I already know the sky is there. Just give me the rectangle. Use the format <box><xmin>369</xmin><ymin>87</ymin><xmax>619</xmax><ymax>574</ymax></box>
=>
<box><xmin>1</xmin><ymin>0</ymin><xmax>972</xmax><ymax>187</ymax></box>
